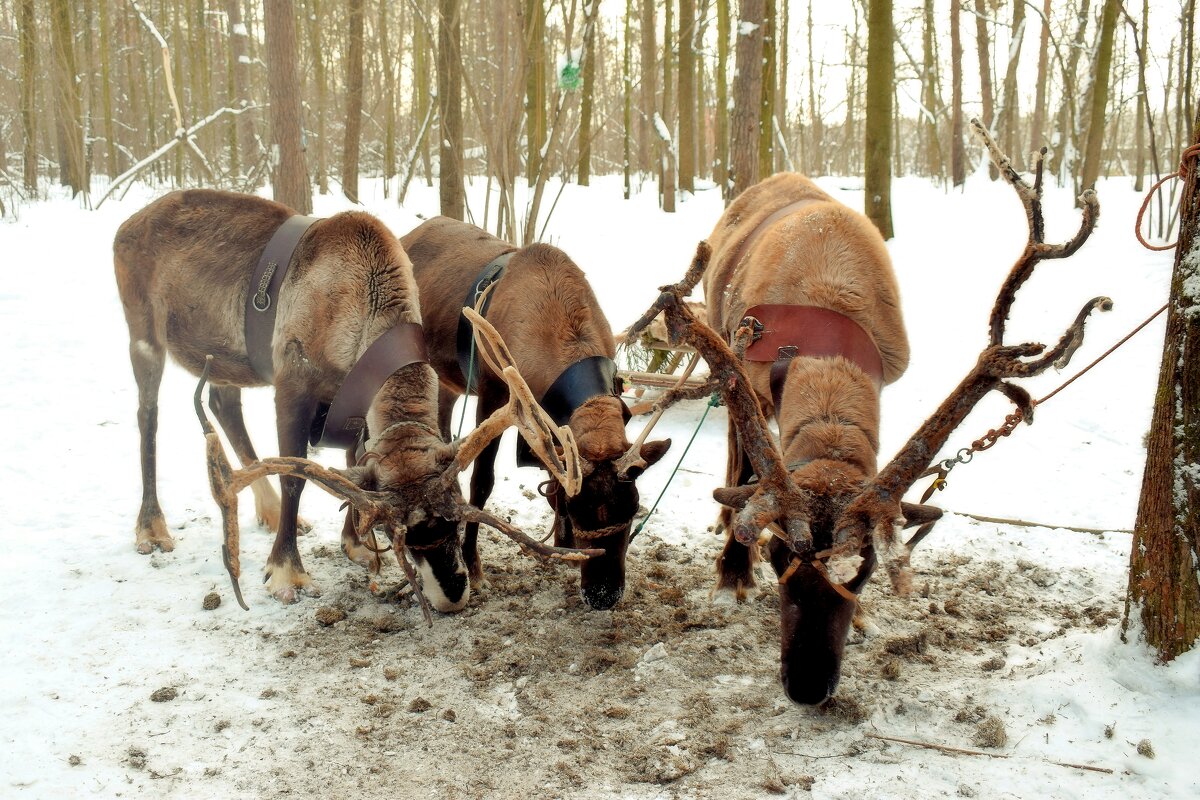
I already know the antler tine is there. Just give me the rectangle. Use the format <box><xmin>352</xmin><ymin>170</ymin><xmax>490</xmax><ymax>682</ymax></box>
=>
<box><xmin>971</xmin><ymin>118</ymin><xmax>1102</xmax><ymax>346</ymax></box>
<box><xmin>384</xmin><ymin>524</ymin><xmax>434</xmax><ymax>627</ymax></box>
<box><xmin>622</xmin><ymin>241</ymin><xmax>712</xmax><ymax>343</ymax></box>
<box><xmin>195</xmin><ymin>357</ymin><xmax>394</xmax><ymax>608</ymax></box>
<box><xmin>457</xmin><ymin>503</ymin><xmax>604</xmax><ymax>562</ymax></box>
<box><xmin>454</xmin><ymin>307</ymin><xmax>583</xmax><ymax>497</ymax></box>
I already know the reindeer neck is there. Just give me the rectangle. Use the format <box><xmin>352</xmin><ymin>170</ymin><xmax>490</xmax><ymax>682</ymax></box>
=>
<box><xmin>368</xmin><ymin>362</ymin><xmax>442</xmax><ymax>436</ymax></box>
<box><xmin>777</xmin><ymin>358</ymin><xmax>881</xmax><ymax>479</ymax></box>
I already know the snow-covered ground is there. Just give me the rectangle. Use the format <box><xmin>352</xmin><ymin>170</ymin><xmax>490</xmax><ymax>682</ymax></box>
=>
<box><xmin>1</xmin><ymin>168</ymin><xmax>1196</xmax><ymax>799</ymax></box>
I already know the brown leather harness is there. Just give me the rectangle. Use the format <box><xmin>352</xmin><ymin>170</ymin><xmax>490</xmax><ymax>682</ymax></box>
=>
<box><xmin>243</xmin><ymin>214</ymin><xmax>431</xmax><ymax>452</ymax></box>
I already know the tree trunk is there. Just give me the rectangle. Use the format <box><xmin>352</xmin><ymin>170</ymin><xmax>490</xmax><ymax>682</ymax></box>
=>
<box><xmin>1029</xmin><ymin>0</ymin><xmax>1052</xmax><ymax>157</ymax></box>
<box><xmin>225</xmin><ymin>0</ymin><xmax>259</xmax><ymax>183</ymax></box>
<box><xmin>624</xmin><ymin>0</ymin><xmax>633</xmax><ymax>198</ymax></box>
<box><xmin>307</xmin><ymin>0</ymin><xmax>329</xmax><ymax>193</ymax></box>
<box><xmin>264</xmin><ymin>0</ymin><xmax>312</xmax><ymax>213</ymax></box>
<box><xmin>678</xmin><ymin>0</ymin><xmax>696</xmax><ymax>192</ymax></box>
<box><xmin>714</xmin><ymin>0</ymin><xmax>730</xmax><ymax>192</ymax></box>
<box><xmin>381</xmin><ymin>0</ymin><xmax>396</xmax><ymax>196</ymax></box>
<box><xmin>864</xmin><ymin>0</ymin><xmax>893</xmax><ymax>238</ymax></box>
<box><xmin>920</xmin><ymin>0</ymin><xmax>942</xmax><ymax>180</ymax></box>
<box><xmin>1130</xmin><ymin>0</ymin><xmax>1149</xmax><ymax>191</ymax></box>
<box><xmin>758</xmin><ymin>0</ymin><xmax>776</xmax><ymax>178</ymax></box>
<box><xmin>729</xmin><ymin>0</ymin><xmax>764</xmax><ymax>199</ymax></box>
<box><xmin>998</xmin><ymin>0</ymin><xmax>1026</xmax><ymax>170</ymax></box>
<box><xmin>438</xmin><ymin>0</ymin><xmax>465</xmax><ymax>219</ymax></box>
<box><xmin>1124</xmin><ymin>105</ymin><xmax>1200</xmax><ymax>661</ymax></box>
<box><xmin>1080</xmin><ymin>0</ymin><xmax>1119</xmax><ymax>193</ymax></box>
<box><xmin>524</xmin><ymin>0</ymin><xmax>546</xmax><ymax>183</ymax></box>
<box><xmin>973</xmin><ymin>0</ymin><xmax>995</xmax><ymax>179</ymax></box>
<box><xmin>662</xmin><ymin>0</ymin><xmax>676</xmax><ymax>211</ymax></box>
<box><xmin>1058</xmin><ymin>0</ymin><xmax>1091</xmax><ymax>188</ymax></box>
<box><xmin>342</xmin><ymin>0</ymin><xmax>364</xmax><ymax>202</ymax></box>
<box><xmin>578</xmin><ymin>0</ymin><xmax>599</xmax><ymax>186</ymax></box>
<box><xmin>639</xmin><ymin>0</ymin><xmax>657</xmax><ymax>174</ymax></box>
<box><xmin>49</xmin><ymin>0</ymin><xmax>87</xmax><ymax>195</ymax></box>
<box><xmin>805</xmin><ymin>0</ymin><xmax>821</xmax><ymax>176</ymax></box>
<box><xmin>18</xmin><ymin>0</ymin><xmax>37</xmax><ymax>192</ymax></box>
<box><xmin>98</xmin><ymin>0</ymin><xmax>117</xmax><ymax>177</ymax></box>
<box><xmin>949</xmin><ymin>0</ymin><xmax>964</xmax><ymax>186</ymax></box>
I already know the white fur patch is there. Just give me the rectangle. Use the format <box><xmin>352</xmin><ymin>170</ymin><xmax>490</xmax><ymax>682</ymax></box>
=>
<box><xmin>133</xmin><ymin>339</ymin><xmax>158</xmax><ymax>362</ymax></box>
<box><xmin>415</xmin><ymin>555</ymin><xmax>468</xmax><ymax>613</ymax></box>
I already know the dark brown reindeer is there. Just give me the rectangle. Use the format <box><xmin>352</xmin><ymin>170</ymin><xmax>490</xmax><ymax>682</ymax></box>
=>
<box><xmin>404</xmin><ymin>217</ymin><xmax>671</xmax><ymax>610</ymax></box>
<box><xmin>623</xmin><ymin>122</ymin><xmax>1109</xmax><ymax>704</ymax></box>
<box><xmin>115</xmin><ymin>190</ymin><xmax>591</xmax><ymax>610</ymax></box>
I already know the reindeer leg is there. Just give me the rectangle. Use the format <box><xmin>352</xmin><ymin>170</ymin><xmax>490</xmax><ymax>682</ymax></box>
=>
<box><xmin>129</xmin><ymin>336</ymin><xmax>174</xmax><ymax>554</ymax></box>
<box><xmin>339</xmin><ymin>447</ymin><xmax>385</xmax><ymax>573</ymax></box>
<box><xmin>436</xmin><ymin>386</ymin><xmax>459</xmax><ymax>441</ymax></box>
<box><xmin>208</xmin><ymin>385</ymin><xmax>311</xmax><ymax>536</ymax></box>
<box><xmin>463</xmin><ymin>385</ymin><xmax>505</xmax><ymax>587</ymax></box>
<box><xmin>714</xmin><ymin>436</ymin><xmax>758</xmax><ymax>602</ymax></box>
<box><xmin>264</xmin><ymin>386</ymin><xmax>320</xmax><ymax>603</ymax></box>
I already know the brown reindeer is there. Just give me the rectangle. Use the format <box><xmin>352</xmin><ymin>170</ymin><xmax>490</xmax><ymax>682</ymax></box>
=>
<box><xmin>623</xmin><ymin>122</ymin><xmax>1109</xmax><ymax>704</ymax></box>
<box><xmin>404</xmin><ymin>217</ymin><xmax>671</xmax><ymax>609</ymax></box>
<box><xmin>115</xmin><ymin>190</ymin><xmax>588</xmax><ymax>610</ymax></box>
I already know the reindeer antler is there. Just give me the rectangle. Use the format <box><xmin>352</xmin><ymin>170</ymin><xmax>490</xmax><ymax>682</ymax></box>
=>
<box><xmin>826</xmin><ymin>120</ymin><xmax>1110</xmax><ymax>590</ymax></box>
<box><xmin>449</xmin><ymin>307</ymin><xmax>584</xmax><ymax>498</ymax></box>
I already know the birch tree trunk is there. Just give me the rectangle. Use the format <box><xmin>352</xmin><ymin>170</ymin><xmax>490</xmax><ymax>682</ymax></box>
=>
<box><xmin>1124</xmin><ymin>105</ymin><xmax>1200</xmax><ymax>662</ymax></box>
<box><xmin>264</xmin><ymin>0</ymin><xmax>312</xmax><ymax>213</ymax></box>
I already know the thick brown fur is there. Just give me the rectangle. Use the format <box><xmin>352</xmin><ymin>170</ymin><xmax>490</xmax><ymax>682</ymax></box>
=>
<box><xmin>702</xmin><ymin>173</ymin><xmax>909</xmax><ymax>599</ymax></box>
<box><xmin>114</xmin><ymin>190</ymin><xmax>465</xmax><ymax>606</ymax></box>
<box><xmin>405</xmin><ymin>217</ymin><xmax>669</xmax><ymax>609</ymax></box>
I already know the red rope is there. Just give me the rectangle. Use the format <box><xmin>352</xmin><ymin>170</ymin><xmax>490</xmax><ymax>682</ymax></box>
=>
<box><xmin>1135</xmin><ymin>143</ymin><xmax>1200</xmax><ymax>251</ymax></box>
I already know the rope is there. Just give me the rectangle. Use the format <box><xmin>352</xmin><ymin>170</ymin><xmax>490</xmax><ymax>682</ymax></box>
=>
<box><xmin>1134</xmin><ymin>143</ymin><xmax>1200</xmax><ymax>251</ymax></box>
<box><xmin>919</xmin><ymin>301</ymin><xmax>1168</xmax><ymax>501</ymax></box>
<box><xmin>632</xmin><ymin>393</ymin><xmax>720</xmax><ymax>538</ymax></box>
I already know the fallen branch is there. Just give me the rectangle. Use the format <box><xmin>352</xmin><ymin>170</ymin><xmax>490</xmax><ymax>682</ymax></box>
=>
<box><xmin>952</xmin><ymin>511</ymin><xmax>1130</xmax><ymax>536</ymax></box>
<box><xmin>865</xmin><ymin>732</ymin><xmax>1114</xmax><ymax>774</ymax></box>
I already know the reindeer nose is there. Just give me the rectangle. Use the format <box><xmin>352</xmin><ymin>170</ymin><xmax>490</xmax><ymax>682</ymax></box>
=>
<box><xmin>781</xmin><ymin>666</ymin><xmax>839</xmax><ymax>705</ymax></box>
<box><xmin>581</xmin><ymin>581</ymin><xmax>624</xmax><ymax>610</ymax></box>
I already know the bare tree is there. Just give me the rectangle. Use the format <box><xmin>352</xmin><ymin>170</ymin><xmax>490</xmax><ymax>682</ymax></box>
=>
<box><xmin>1125</xmin><ymin>106</ymin><xmax>1200</xmax><ymax>661</ymax></box>
<box><xmin>524</xmin><ymin>0</ymin><xmax>547</xmax><ymax>182</ymax></box>
<box><xmin>678</xmin><ymin>0</ymin><xmax>696</xmax><ymax>192</ymax></box>
<box><xmin>439</xmin><ymin>0</ymin><xmax>465</xmax><ymax>218</ymax></box>
<box><xmin>342</xmin><ymin>0</ymin><xmax>365</xmax><ymax>202</ymax></box>
<box><xmin>1029</xmin><ymin>0</ymin><xmax>1053</xmax><ymax>159</ymax></box>
<box><xmin>264</xmin><ymin>0</ymin><xmax>312</xmax><ymax>213</ymax></box>
<box><xmin>729</xmin><ymin>0</ymin><xmax>764</xmax><ymax>199</ymax></box>
<box><xmin>864</xmin><ymin>0</ymin><xmax>893</xmax><ymax>237</ymax></box>
<box><xmin>639</xmin><ymin>0</ymin><xmax>657</xmax><ymax>173</ymax></box>
<box><xmin>18</xmin><ymin>0</ymin><xmax>37</xmax><ymax>192</ymax></box>
<box><xmin>714</xmin><ymin>0</ymin><xmax>730</xmax><ymax>191</ymax></box>
<box><xmin>577</xmin><ymin>0</ymin><xmax>600</xmax><ymax>185</ymax></box>
<box><xmin>225</xmin><ymin>0</ymin><xmax>259</xmax><ymax>183</ymax></box>
<box><xmin>49</xmin><ymin>0</ymin><xmax>87</xmax><ymax>195</ymax></box>
<box><xmin>1080</xmin><ymin>0</ymin><xmax>1119</xmax><ymax>194</ymax></box>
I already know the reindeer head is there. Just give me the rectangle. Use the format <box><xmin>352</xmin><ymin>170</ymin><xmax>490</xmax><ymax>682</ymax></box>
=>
<box><xmin>545</xmin><ymin>397</ymin><xmax>671</xmax><ymax>609</ymax></box>
<box><xmin>628</xmin><ymin>121</ymin><xmax>1108</xmax><ymax>704</ymax></box>
<box><xmin>195</xmin><ymin>308</ymin><xmax>599</xmax><ymax>621</ymax></box>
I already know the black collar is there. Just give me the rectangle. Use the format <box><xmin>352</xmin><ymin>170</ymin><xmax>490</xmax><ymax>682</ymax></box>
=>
<box><xmin>456</xmin><ymin>251</ymin><xmax>515</xmax><ymax>392</ymax></box>
<box><xmin>516</xmin><ymin>355</ymin><xmax>628</xmax><ymax>468</ymax></box>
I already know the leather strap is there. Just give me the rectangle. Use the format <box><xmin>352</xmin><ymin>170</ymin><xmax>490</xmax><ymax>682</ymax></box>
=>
<box><xmin>727</xmin><ymin>198</ymin><xmax>823</xmax><ymax>273</ymax></box>
<box><xmin>245</xmin><ymin>215</ymin><xmax>321</xmax><ymax>382</ymax></box>
<box><xmin>456</xmin><ymin>251</ymin><xmax>516</xmax><ymax>392</ymax></box>
<box><xmin>740</xmin><ymin>304</ymin><xmax>884</xmax><ymax>412</ymax></box>
<box><xmin>314</xmin><ymin>322</ymin><xmax>429</xmax><ymax>449</ymax></box>
<box><xmin>516</xmin><ymin>355</ymin><xmax>626</xmax><ymax>468</ymax></box>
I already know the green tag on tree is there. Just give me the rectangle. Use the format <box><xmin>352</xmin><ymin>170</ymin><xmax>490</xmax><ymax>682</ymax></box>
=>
<box><xmin>559</xmin><ymin>60</ymin><xmax>582</xmax><ymax>91</ymax></box>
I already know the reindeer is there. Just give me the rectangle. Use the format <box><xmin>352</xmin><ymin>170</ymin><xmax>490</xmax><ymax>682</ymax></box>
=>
<box><xmin>403</xmin><ymin>217</ymin><xmax>671</xmax><ymax>610</ymax></box>
<box><xmin>115</xmin><ymin>190</ymin><xmax>589</xmax><ymax>611</ymax></box>
<box><xmin>623</xmin><ymin>122</ymin><xmax>1109</xmax><ymax>704</ymax></box>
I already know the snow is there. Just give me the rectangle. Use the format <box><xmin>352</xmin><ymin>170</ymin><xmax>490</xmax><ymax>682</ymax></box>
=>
<box><xmin>1</xmin><ymin>172</ymin><xmax>1196</xmax><ymax>799</ymax></box>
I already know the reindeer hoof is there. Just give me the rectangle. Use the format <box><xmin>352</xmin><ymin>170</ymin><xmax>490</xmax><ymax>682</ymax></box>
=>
<box><xmin>264</xmin><ymin>565</ymin><xmax>318</xmax><ymax>604</ymax></box>
<box><xmin>342</xmin><ymin>540</ymin><xmax>384</xmax><ymax>573</ymax></box>
<box><xmin>711</xmin><ymin>574</ymin><xmax>754</xmax><ymax>604</ymax></box>
<box><xmin>135</xmin><ymin>515</ymin><xmax>175</xmax><ymax>554</ymax></box>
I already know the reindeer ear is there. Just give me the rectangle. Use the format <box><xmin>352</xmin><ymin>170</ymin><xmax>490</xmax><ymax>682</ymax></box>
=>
<box><xmin>640</xmin><ymin>439</ymin><xmax>672</xmax><ymax>468</ymax></box>
<box><xmin>712</xmin><ymin>483</ymin><xmax>756</xmax><ymax>509</ymax></box>
<box><xmin>341</xmin><ymin>462</ymin><xmax>379</xmax><ymax>491</ymax></box>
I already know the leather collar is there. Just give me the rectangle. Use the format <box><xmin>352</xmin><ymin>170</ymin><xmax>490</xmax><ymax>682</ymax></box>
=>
<box><xmin>312</xmin><ymin>322</ymin><xmax>430</xmax><ymax>449</ymax></box>
<box><xmin>740</xmin><ymin>304</ymin><xmax>884</xmax><ymax>412</ymax></box>
<box><xmin>516</xmin><ymin>355</ymin><xmax>628</xmax><ymax>468</ymax></box>
<box><xmin>456</xmin><ymin>251</ymin><xmax>515</xmax><ymax>392</ymax></box>
<box><xmin>245</xmin><ymin>215</ymin><xmax>321</xmax><ymax>382</ymax></box>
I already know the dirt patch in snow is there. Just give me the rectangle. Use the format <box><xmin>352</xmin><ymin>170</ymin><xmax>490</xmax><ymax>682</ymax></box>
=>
<box><xmin>69</xmin><ymin>504</ymin><xmax>1127</xmax><ymax>800</ymax></box>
